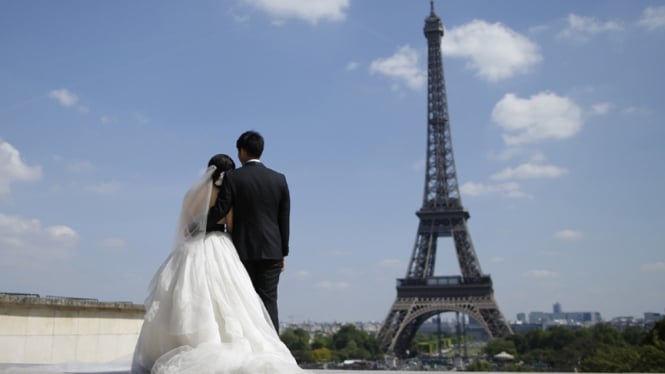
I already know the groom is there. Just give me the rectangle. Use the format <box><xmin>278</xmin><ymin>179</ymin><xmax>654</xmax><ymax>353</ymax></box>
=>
<box><xmin>211</xmin><ymin>130</ymin><xmax>290</xmax><ymax>332</ymax></box>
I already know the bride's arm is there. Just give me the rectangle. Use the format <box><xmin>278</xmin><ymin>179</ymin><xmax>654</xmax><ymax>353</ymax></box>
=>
<box><xmin>222</xmin><ymin>208</ymin><xmax>233</xmax><ymax>233</ymax></box>
<box><xmin>213</xmin><ymin>208</ymin><xmax>233</xmax><ymax>232</ymax></box>
<box><xmin>209</xmin><ymin>186</ymin><xmax>233</xmax><ymax>232</ymax></box>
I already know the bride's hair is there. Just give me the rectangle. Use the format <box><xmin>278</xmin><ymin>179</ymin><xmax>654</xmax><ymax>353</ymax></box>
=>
<box><xmin>208</xmin><ymin>154</ymin><xmax>235</xmax><ymax>185</ymax></box>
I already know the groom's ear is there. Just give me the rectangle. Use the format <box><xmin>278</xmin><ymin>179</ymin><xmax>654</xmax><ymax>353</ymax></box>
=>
<box><xmin>237</xmin><ymin>148</ymin><xmax>248</xmax><ymax>164</ymax></box>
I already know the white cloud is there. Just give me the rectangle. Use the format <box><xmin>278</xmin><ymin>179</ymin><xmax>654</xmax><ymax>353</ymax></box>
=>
<box><xmin>523</xmin><ymin>269</ymin><xmax>559</xmax><ymax>279</ymax></box>
<box><xmin>441</xmin><ymin>19</ymin><xmax>541</xmax><ymax>82</ymax></box>
<box><xmin>315</xmin><ymin>280</ymin><xmax>350</xmax><ymax>289</ymax></box>
<box><xmin>591</xmin><ymin>102</ymin><xmax>612</xmax><ymax>116</ymax></box>
<box><xmin>638</xmin><ymin>6</ymin><xmax>665</xmax><ymax>31</ymax></box>
<box><xmin>622</xmin><ymin>106</ymin><xmax>650</xmax><ymax>116</ymax></box>
<box><xmin>640</xmin><ymin>262</ymin><xmax>665</xmax><ymax>273</ymax></box>
<box><xmin>492</xmin><ymin>162</ymin><xmax>568</xmax><ymax>180</ymax></box>
<box><xmin>345</xmin><ymin>61</ymin><xmax>360</xmax><ymax>71</ymax></box>
<box><xmin>48</xmin><ymin>88</ymin><xmax>89</xmax><ymax>113</ymax></box>
<box><xmin>100</xmin><ymin>115</ymin><xmax>116</xmax><ymax>124</ymax></box>
<box><xmin>0</xmin><ymin>213</ymin><xmax>78</xmax><ymax>265</ymax></box>
<box><xmin>228</xmin><ymin>6</ymin><xmax>250</xmax><ymax>24</ymax></box>
<box><xmin>557</xmin><ymin>14</ymin><xmax>624</xmax><ymax>43</ymax></box>
<box><xmin>528</xmin><ymin>24</ymin><xmax>550</xmax><ymax>35</ymax></box>
<box><xmin>0</xmin><ymin>140</ymin><xmax>42</xmax><ymax>196</ymax></box>
<box><xmin>460</xmin><ymin>181</ymin><xmax>531</xmax><ymax>199</ymax></box>
<box><xmin>492</xmin><ymin>92</ymin><xmax>583</xmax><ymax>145</ymax></box>
<box><xmin>48</xmin><ymin>88</ymin><xmax>79</xmax><ymax>107</ymax></box>
<box><xmin>370</xmin><ymin>45</ymin><xmax>426</xmax><ymax>91</ymax></box>
<box><xmin>241</xmin><ymin>0</ymin><xmax>349</xmax><ymax>24</ymax></box>
<box><xmin>555</xmin><ymin>229</ymin><xmax>583</xmax><ymax>241</ymax></box>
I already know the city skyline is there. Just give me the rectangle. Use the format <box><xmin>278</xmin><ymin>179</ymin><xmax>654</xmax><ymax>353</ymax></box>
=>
<box><xmin>1</xmin><ymin>0</ymin><xmax>664</xmax><ymax>323</ymax></box>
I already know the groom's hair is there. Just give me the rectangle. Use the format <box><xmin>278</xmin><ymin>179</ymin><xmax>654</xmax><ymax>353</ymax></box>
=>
<box><xmin>236</xmin><ymin>130</ymin><xmax>264</xmax><ymax>159</ymax></box>
<box><xmin>208</xmin><ymin>154</ymin><xmax>235</xmax><ymax>182</ymax></box>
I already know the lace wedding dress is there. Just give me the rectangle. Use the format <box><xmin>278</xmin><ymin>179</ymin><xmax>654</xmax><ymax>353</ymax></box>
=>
<box><xmin>131</xmin><ymin>166</ymin><xmax>305</xmax><ymax>374</ymax></box>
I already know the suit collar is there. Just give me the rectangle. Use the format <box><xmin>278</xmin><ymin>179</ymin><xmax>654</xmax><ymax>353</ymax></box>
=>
<box><xmin>243</xmin><ymin>160</ymin><xmax>263</xmax><ymax>167</ymax></box>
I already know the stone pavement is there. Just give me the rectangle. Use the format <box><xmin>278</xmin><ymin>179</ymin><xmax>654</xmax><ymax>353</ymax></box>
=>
<box><xmin>0</xmin><ymin>364</ymin><xmax>428</xmax><ymax>374</ymax></box>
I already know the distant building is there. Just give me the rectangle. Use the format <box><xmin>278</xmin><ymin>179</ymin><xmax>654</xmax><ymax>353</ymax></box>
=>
<box><xmin>528</xmin><ymin>304</ymin><xmax>602</xmax><ymax>327</ymax></box>
<box><xmin>608</xmin><ymin>316</ymin><xmax>643</xmax><ymax>329</ymax></box>
<box><xmin>516</xmin><ymin>313</ymin><xmax>527</xmax><ymax>323</ymax></box>
<box><xmin>528</xmin><ymin>311</ymin><xmax>551</xmax><ymax>324</ymax></box>
<box><xmin>644</xmin><ymin>312</ymin><xmax>662</xmax><ymax>328</ymax></box>
<box><xmin>553</xmin><ymin>302</ymin><xmax>562</xmax><ymax>314</ymax></box>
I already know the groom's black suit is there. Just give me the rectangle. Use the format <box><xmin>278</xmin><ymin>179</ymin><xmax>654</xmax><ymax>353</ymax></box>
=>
<box><xmin>210</xmin><ymin>160</ymin><xmax>290</xmax><ymax>331</ymax></box>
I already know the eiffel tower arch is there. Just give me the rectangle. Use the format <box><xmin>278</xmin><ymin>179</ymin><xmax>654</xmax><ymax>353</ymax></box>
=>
<box><xmin>377</xmin><ymin>1</ymin><xmax>513</xmax><ymax>357</ymax></box>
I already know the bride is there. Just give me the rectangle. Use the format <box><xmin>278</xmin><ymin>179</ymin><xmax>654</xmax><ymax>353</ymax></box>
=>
<box><xmin>131</xmin><ymin>154</ymin><xmax>306</xmax><ymax>374</ymax></box>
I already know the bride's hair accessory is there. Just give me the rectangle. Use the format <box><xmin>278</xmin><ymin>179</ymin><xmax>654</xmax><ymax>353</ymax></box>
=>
<box><xmin>208</xmin><ymin>154</ymin><xmax>236</xmax><ymax>186</ymax></box>
<box><xmin>215</xmin><ymin>172</ymin><xmax>225</xmax><ymax>187</ymax></box>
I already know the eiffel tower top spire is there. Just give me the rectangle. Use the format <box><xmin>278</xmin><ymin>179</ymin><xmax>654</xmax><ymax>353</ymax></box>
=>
<box><xmin>424</xmin><ymin>1</ymin><xmax>443</xmax><ymax>37</ymax></box>
<box><xmin>421</xmin><ymin>0</ymin><xmax>461</xmax><ymax>211</ymax></box>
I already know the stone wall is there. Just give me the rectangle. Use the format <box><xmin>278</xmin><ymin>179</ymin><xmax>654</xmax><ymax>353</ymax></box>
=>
<box><xmin>0</xmin><ymin>293</ymin><xmax>145</xmax><ymax>364</ymax></box>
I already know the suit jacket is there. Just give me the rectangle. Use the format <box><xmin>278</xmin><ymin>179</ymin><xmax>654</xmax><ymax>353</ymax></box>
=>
<box><xmin>209</xmin><ymin>161</ymin><xmax>290</xmax><ymax>261</ymax></box>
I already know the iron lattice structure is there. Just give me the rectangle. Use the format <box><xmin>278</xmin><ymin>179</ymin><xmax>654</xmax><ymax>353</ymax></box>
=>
<box><xmin>377</xmin><ymin>1</ymin><xmax>513</xmax><ymax>357</ymax></box>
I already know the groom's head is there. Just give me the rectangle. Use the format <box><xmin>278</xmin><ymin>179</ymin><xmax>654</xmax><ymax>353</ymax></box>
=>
<box><xmin>236</xmin><ymin>130</ymin><xmax>264</xmax><ymax>164</ymax></box>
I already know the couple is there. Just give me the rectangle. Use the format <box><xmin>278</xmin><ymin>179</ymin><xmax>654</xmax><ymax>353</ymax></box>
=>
<box><xmin>131</xmin><ymin>131</ymin><xmax>305</xmax><ymax>374</ymax></box>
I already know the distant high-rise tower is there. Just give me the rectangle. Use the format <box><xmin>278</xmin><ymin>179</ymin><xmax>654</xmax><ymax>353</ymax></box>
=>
<box><xmin>553</xmin><ymin>302</ymin><xmax>562</xmax><ymax>314</ymax></box>
<box><xmin>376</xmin><ymin>1</ymin><xmax>513</xmax><ymax>357</ymax></box>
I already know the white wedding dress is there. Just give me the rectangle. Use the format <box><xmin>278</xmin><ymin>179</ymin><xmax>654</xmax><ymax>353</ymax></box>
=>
<box><xmin>131</xmin><ymin>166</ymin><xmax>305</xmax><ymax>374</ymax></box>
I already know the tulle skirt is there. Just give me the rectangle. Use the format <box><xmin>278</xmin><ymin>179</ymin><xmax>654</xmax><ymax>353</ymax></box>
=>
<box><xmin>131</xmin><ymin>232</ymin><xmax>304</xmax><ymax>374</ymax></box>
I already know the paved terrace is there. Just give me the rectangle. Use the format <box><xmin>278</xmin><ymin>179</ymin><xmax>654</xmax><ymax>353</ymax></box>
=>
<box><xmin>0</xmin><ymin>364</ymin><xmax>452</xmax><ymax>374</ymax></box>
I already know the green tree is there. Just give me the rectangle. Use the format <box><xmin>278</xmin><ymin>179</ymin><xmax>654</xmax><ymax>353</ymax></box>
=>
<box><xmin>484</xmin><ymin>338</ymin><xmax>517</xmax><ymax>356</ymax></box>
<box><xmin>330</xmin><ymin>324</ymin><xmax>380</xmax><ymax>361</ymax></box>
<box><xmin>543</xmin><ymin>326</ymin><xmax>576</xmax><ymax>350</ymax></box>
<box><xmin>280</xmin><ymin>328</ymin><xmax>312</xmax><ymax>363</ymax></box>
<box><xmin>332</xmin><ymin>324</ymin><xmax>360</xmax><ymax>350</ymax></box>
<box><xmin>521</xmin><ymin>348</ymin><xmax>554</xmax><ymax>370</ymax></box>
<box><xmin>580</xmin><ymin>345</ymin><xmax>640</xmax><ymax>372</ymax></box>
<box><xmin>590</xmin><ymin>323</ymin><xmax>624</xmax><ymax>347</ymax></box>
<box><xmin>312</xmin><ymin>347</ymin><xmax>332</xmax><ymax>362</ymax></box>
<box><xmin>310</xmin><ymin>334</ymin><xmax>330</xmax><ymax>350</ymax></box>
<box><xmin>524</xmin><ymin>327</ymin><xmax>546</xmax><ymax>350</ymax></box>
<box><xmin>622</xmin><ymin>326</ymin><xmax>647</xmax><ymax>346</ymax></box>
<box><xmin>634</xmin><ymin>344</ymin><xmax>665</xmax><ymax>372</ymax></box>
<box><xmin>636</xmin><ymin>318</ymin><xmax>665</xmax><ymax>372</ymax></box>
<box><xmin>643</xmin><ymin>318</ymin><xmax>665</xmax><ymax>350</ymax></box>
<box><xmin>510</xmin><ymin>333</ymin><xmax>529</xmax><ymax>355</ymax></box>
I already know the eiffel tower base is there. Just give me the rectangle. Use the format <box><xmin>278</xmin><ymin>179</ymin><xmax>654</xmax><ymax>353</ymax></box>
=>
<box><xmin>377</xmin><ymin>278</ymin><xmax>513</xmax><ymax>357</ymax></box>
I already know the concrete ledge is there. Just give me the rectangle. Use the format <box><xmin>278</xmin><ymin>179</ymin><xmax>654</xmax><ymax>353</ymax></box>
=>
<box><xmin>0</xmin><ymin>294</ymin><xmax>144</xmax><ymax>314</ymax></box>
<box><xmin>0</xmin><ymin>293</ymin><xmax>145</xmax><ymax>364</ymax></box>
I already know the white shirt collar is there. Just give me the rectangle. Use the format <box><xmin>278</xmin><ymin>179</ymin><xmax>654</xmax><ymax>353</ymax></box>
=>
<box><xmin>246</xmin><ymin>159</ymin><xmax>261</xmax><ymax>164</ymax></box>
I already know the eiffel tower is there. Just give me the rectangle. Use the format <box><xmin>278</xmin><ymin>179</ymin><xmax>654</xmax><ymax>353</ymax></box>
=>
<box><xmin>377</xmin><ymin>1</ymin><xmax>513</xmax><ymax>357</ymax></box>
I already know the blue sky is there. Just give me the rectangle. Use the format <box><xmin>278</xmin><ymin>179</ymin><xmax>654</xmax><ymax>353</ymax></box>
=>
<box><xmin>1</xmin><ymin>0</ymin><xmax>664</xmax><ymax>324</ymax></box>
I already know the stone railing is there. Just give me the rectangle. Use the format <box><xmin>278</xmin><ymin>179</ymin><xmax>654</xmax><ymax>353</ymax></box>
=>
<box><xmin>0</xmin><ymin>293</ymin><xmax>145</xmax><ymax>364</ymax></box>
